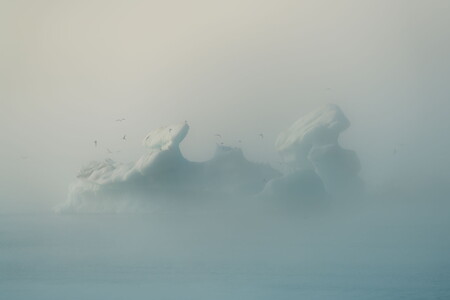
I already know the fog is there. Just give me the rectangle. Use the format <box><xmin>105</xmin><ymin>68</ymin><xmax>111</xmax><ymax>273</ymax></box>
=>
<box><xmin>1</xmin><ymin>0</ymin><xmax>450</xmax><ymax>299</ymax></box>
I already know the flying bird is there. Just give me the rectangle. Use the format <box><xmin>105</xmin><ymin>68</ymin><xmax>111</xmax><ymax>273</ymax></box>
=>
<box><xmin>116</xmin><ymin>118</ymin><xmax>126</xmax><ymax>122</ymax></box>
<box><xmin>122</xmin><ymin>135</ymin><xmax>127</xmax><ymax>141</ymax></box>
<box><xmin>94</xmin><ymin>140</ymin><xmax>98</xmax><ymax>147</ymax></box>
<box><xmin>169</xmin><ymin>128</ymin><xmax>172</xmax><ymax>132</ymax></box>
<box><xmin>215</xmin><ymin>134</ymin><xmax>222</xmax><ymax>138</ymax></box>
<box><xmin>258</xmin><ymin>133</ymin><xmax>264</xmax><ymax>139</ymax></box>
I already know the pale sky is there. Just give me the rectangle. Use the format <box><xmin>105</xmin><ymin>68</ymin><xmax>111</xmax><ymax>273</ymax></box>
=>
<box><xmin>1</xmin><ymin>0</ymin><xmax>449</xmax><ymax>212</ymax></box>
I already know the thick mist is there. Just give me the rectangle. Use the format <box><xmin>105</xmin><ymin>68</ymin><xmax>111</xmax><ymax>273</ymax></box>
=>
<box><xmin>1</xmin><ymin>0</ymin><xmax>450</xmax><ymax>211</ymax></box>
<box><xmin>1</xmin><ymin>0</ymin><xmax>450</xmax><ymax>299</ymax></box>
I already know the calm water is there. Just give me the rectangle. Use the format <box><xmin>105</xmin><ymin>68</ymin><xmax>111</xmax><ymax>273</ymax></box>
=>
<box><xmin>1</xmin><ymin>203</ymin><xmax>449</xmax><ymax>300</ymax></box>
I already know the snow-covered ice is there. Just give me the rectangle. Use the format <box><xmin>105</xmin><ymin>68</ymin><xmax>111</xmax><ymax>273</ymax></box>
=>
<box><xmin>58</xmin><ymin>104</ymin><xmax>362</xmax><ymax>213</ymax></box>
<box><xmin>58</xmin><ymin>123</ymin><xmax>279</xmax><ymax>213</ymax></box>
<box><xmin>273</xmin><ymin>104</ymin><xmax>361</xmax><ymax>197</ymax></box>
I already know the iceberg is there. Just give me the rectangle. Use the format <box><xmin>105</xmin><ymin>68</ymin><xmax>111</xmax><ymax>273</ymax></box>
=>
<box><xmin>58</xmin><ymin>122</ymin><xmax>280</xmax><ymax>213</ymax></box>
<box><xmin>275</xmin><ymin>104</ymin><xmax>350</xmax><ymax>169</ymax></box>
<box><xmin>273</xmin><ymin>104</ymin><xmax>361</xmax><ymax>197</ymax></box>
<box><xmin>58</xmin><ymin>104</ymin><xmax>361</xmax><ymax>213</ymax></box>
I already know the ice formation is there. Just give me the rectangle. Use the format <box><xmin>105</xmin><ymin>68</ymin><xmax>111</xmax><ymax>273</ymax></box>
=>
<box><xmin>273</xmin><ymin>104</ymin><xmax>361</xmax><ymax>196</ymax></box>
<box><xmin>59</xmin><ymin>104</ymin><xmax>361</xmax><ymax>213</ymax></box>
<box><xmin>275</xmin><ymin>104</ymin><xmax>350</xmax><ymax>169</ymax></box>
<box><xmin>58</xmin><ymin>123</ymin><xmax>279</xmax><ymax>213</ymax></box>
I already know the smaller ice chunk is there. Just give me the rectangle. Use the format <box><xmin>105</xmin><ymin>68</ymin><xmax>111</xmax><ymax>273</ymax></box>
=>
<box><xmin>275</xmin><ymin>104</ymin><xmax>350</xmax><ymax>169</ymax></box>
<box><xmin>274</xmin><ymin>103</ymin><xmax>362</xmax><ymax>198</ymax></box>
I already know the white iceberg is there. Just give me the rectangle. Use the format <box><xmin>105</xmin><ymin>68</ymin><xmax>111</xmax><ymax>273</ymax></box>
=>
<box><xmin>275</xmin><ymin>104</ymin><xmax>350</xmax><ymax>169</ymax></box>
<box><xmin>58</xmin><ymin>104</ymin><xmax>361</xmax><ymax>213</ymax></box>
<box><xmin>58</xmin><ymin>122</ymin><xmax>280</xmax><ymax>213</ymax></box>
<box><xmin>273</xmin><ymin>103</ymin><xmax>361</xmax><ymax>196</ymax></box>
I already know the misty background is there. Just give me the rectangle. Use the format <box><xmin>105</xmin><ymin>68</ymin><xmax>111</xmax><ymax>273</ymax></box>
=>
<box><xmin>2</xmin><ymin>1</ymin><xmax>450</xmax><ymax>299</ymax></box>
<box><xmin>1</xmin><ymin>0</ymin><xmax>449</xmax><ymax>212</ymax></box>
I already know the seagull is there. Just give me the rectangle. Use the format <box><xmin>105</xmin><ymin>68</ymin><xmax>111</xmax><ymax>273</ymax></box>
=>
<box><xmin>94</xmin><ymin>140</ymin><xmax>98</xmax><ymax>147</ymax></box>
<box><xmin>258</xmin><ymin>133</ymin><xmax>264</xmax><ymax>139</ymax></box>
<box><xmin>116</xmin><ymin>118</ymin><xmax>126</xmax><ymax>122</ymax></box>
<box><xmin>215</xmin><ymin>134</ymin><xmax>222</xmax><ymax>138</ymax></box>
<box><xmin>122</xmin><ymin>135</ymin><xmax>127</xmax><ymax>141</ymax></box>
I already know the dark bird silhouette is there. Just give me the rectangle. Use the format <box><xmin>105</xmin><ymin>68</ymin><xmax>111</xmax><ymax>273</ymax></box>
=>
<box><xmin>94</xmin><ymin>140</ymin><xmax>98</xmax><ymax>147</ymax></box>
<box><xmin>122</xmin><ymin>135</ymin><xmax>127</xmax><ymax>141</ymax></box>
<box><xmin>258</xmin><ymin>133</ymin><xmax>264</xmax><ymax>139</ymax></box>
<box><xmin>169</xmin><ymin>128</ymin><xmax>172</xmax><ymax>132</ymax></box>
<box><xmin>116</xmin><ymin>118</ymin><xmax>126</xmax><ymax>122</ymax></box>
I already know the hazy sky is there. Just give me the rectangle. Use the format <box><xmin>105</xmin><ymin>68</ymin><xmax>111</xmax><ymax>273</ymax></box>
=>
<box><xmin>1</xmin><ymin>0</ymin><xmax>449</xmax><ymax>212</ymax></box>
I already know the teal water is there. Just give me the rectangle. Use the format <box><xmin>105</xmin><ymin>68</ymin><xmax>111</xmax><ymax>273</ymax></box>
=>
<box><xmin>1</xmin><ymin>207</ymin><xmax>449</xmax><ymax>300</ymax></box>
